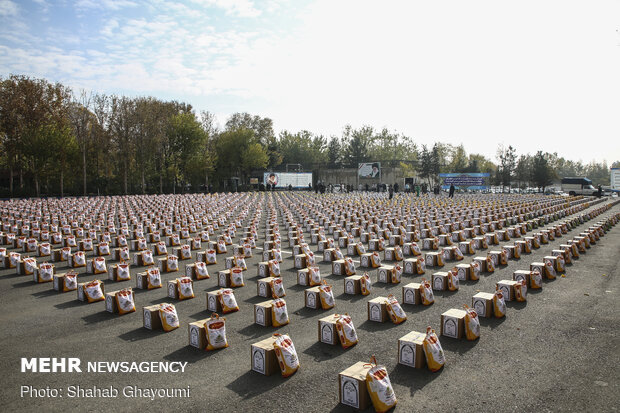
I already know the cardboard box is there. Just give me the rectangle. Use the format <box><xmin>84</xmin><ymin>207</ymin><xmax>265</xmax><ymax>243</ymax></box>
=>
<box><xmin>143</xmin><ymin>305</ymin><xmax>162</xmax><ymax>330</ymax></box>
<box><xmin>425</xmin><ymin>252</ymin><xmax>443</xmax><ymax>267</ymax></box>
<box><xmin>257</xmin><ymin>277</ymin><xmax>274</xmax><ymax>297</ymax></box>
<box><xmin>297</xmin><ymin>268</ymin><xmax>309</xmax><ymax>286</ymax></box>
<box><xmin>455</xmin><ymin>264</ymin><xmax>471</xmax><ymax>281</ymax></box>
<box><xmin>251</xmin><ymin>336</ymin><xmax>279</xmax><ymax>376</ymax></box>
<box><xmin>294</xmin><ymin>254</ymin><xmax>307</xmax><ymax>269</ymax></box>
<box><xmin>257</xmin><ymin>261</ymin><xmax>269</xmax><ymax>277</ymax></box>
<box><xmin>402</xmin><ymin>283</ymin><xmax>422</xmax><ymax>305</ymax></box>
<box><xmin>218</xmin><ymin>270</ymin><xmax>232</xmax><ymax>288</ymax></box>
<box><xmin>188</xmin><ymin>319</ymin><xmax>208</xmax><ymax>349</ymax></box>
<box><xmin>167</xmin><ymin>280</ymin><xmax>180</xmax><ymax>299</ymax></box>
<box><xmin>432</xmin><ymin>272</ymin><xmax>448</xmax><ymax>291</ymax></box>
<box><xmin>332</xmin><ymin>259</ymin><xmax>345</xmax><ymax>276</ymax></box>
<box><xmin>77</xmin><ymin>281</ymin><xmax>105</xmax><ymax>302</ymax></box>
<box><xmin>135</xmin><ymin>272</ymin><xmax>147</xmax><ymax>289</ymax></box>
<box><xmin>472</xmin><ymin>292</ymin><xmax>494</xmax><ymax>318</ymax></box>
<box><xmin>344</xmin><ymin>275</ymin><xmax>362</xmax><ymax>295</ymax></box>
<box><xmin>305</xmin><ymin>286</ymin><xmax>321</xmax><ymax>309</ymax></box>
<box><xmin>339</xmin><ymin>362</ymin><xmax>371</xmax><ymax>410</ymax></box>
<box><xmin>398</xmin><ymin>331</ymin><xmax>426</xmax><ymax>368</ymax></box>
<box><xmin>206</xmin><ymin>290</ymin><xmax>224</xmax><ymax>313</ymax></box>
<box><xmin>513</xmin><ymin>270</ymin><xmax>531</xmax><ymax>285</ymax></box>
<box><xmin>367</xmin><ymin>297</ymin><xmax>388</xmax><ymax>322</ymax></box>
<box><xmin>254</xmin><ymin>300</ymin><xmax>273</xmax><ymax>326</ymax></box>
<box><xmin>497</xmin><ymin>280</ymin><xmax>517</xmax><ymax>301</ymax></box>
<box><xmin>403</xmin><ymin>258</ymin><xmax>419</xmax><ymax>274</ymax></box>
<box><xmin>360</xmin><ymin>253</ymin><xmax>372</xmax><ymax>268</ymax></box>
<box><xmin>441</xmin><ymin>309</ymin><xmax>466</xmax><ymax>339</ymax></box>
<box><xmin>318</xmin><ymin>314</ymin><xmax>339</xmax><ymax>345</ymax></box>
<box><xmin>474</xmin><ymin>257</ymin><xmax>488</xmax><ymax>272</ymax></box>
<box><xmin>377</xmin><ymin>265</ymin><xmax>396</xmax><ymax>284</ymax></box>
<box><xmin>530</xmin><ymin>262</ymin><xmax>545</xmax><ymax>277</ymax></box>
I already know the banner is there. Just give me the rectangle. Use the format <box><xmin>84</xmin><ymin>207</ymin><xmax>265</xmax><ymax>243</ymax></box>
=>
<box><xmin>439</xmin><ymin>173</ymin><xmax>490</xmax><ymax>190</ymax></box>
<box><xmin>358</xmin><ymin>162</ymin><xmax>381</xmax><ymax>179</ymax></box>
<box><xmin>263</xmin><ymin>172</ymin><xmax>312</xmax><ymax>188</ymax></box>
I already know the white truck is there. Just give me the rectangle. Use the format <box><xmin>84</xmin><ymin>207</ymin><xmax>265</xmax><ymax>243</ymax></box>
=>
<box><xmin>561</xmin><ymin>177</ymin><xmax>599</xmax><ymax>196</ymax></box>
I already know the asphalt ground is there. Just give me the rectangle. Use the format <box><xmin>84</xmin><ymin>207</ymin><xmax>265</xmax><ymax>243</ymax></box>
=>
<box><xmin>0</xmin><ymin>194</ymin><xmax>618</xmax><ymax>413</ymax></box>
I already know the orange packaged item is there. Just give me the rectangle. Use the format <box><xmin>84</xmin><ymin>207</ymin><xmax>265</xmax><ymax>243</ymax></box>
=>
<box><xmin>218</xmin><ymin>288</ymin><xmax>239</xmax><ymax>313</ymax></box>
<box><xmin>419</xmin><ymin>279</ymin><xmax>434</xmax><ymax>305</ymax></box>
<box><xmin>463</xmin><ymin>305</ymin><xmax>480</xmax><ymax>340</ymax></box>
<box><xmin>365</xmin><ymin>356</ymin><xmax>397</xmax><ymax>413</ymax></box>
<box><xmin>273</xmin><ymin>334</ymin><xmax>299</xmax><ymax>377</ymax></box>
<box><xmin>272</xmin><ymin>298</ymin><xmax>290</xmax><ymax>326</ymax></box>
<box><xmin>115</xmin><ymin>289</ymin><xmax>136</xmax><ymax>315</ymax></box>
<box><xmin>360</xmin><ymin>272</ymin><xmax>372</xmax><ymax>295</ymax></box>
<box><xmin>158</xmin><ymin>303</ymin><xmax>180</xmax><ymax>332</ymax></box>
<box><xmin>319</xmin><ymin>282</ymin><xmax>335</xmax><ymax>309</ymax></box>
<box><xmin>84</xmin><ymin>280</ymin><xmax>105</xmax><ymax>303</ymax></box>
<box><xmin>385</xmin><ymin>294</ymin><xmax>407</xmax><ymax>324</ymax></box>
<box><xmin>205</xmin><ymin>314</ymin><xmax>228</xmax><ymax>350</ymax></box>
<box><xmin>335</xmin><ymin>314</ymin><xmax>358</xmax><ymax>349</ymax></box>
<box><xmin>422</xmin><ymin>326</ymin><xmax>445</xmax><ymax>372</ymax></box>
<box><xmin>177</xmin><ymin>277</ymin><xmax>195</xmax><ymax>300</ymax></box>
<box><xmin>270</xmin><ymin>277</ymin><xmax>286</xmax><ymax>299</ymax></box>
<box><xmin>147</xmin><ymin>267</ymin><xmax>162</xmax><ymax>289</ymax></box>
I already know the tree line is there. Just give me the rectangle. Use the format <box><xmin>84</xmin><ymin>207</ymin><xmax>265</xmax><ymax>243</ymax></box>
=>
<box><xmin>0</xmin><ymin>75</ymin><xmax>616</xmax><ymax>197</ymax></box>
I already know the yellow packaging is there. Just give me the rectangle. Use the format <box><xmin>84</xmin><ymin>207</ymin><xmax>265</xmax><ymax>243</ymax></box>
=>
<box><xmin>268</xmin><ymin>259</ymin><xmax>281</xmax><ymax>277</ymax></box>
<box><xmin>272</xmin><ymin>298</ymin><xmax>290</xmax><ymax>326</ymax></box>
<box><xmin>360</xmin><ymin>272</ymin><xmax>372</xmax><ymax>295</ymax></box>
<box><xmin>319</xmin><ymin>282</ymin><xmax>335</xmax><ymax>309</ymax></box>
<box><xmin>273</xmin><ymin>334</ymin><xmax>299</xmax><ymax>377</ymax></box>
<box><xmin>177</xmin><ymin>277</ymin><xmax>195</xmax><ymax>300</ymax></box>
<box><xmin>447</xmin><ymin>268</ymin><xmax>459</xmax><ymax>291</ymax></box>
<box><xmin>486</xmin><ymin>256</ymin><xmax>495</xmax><ymax>273</ymax></box>
<box><xmin>365</xmin><ymin>357</ymin><xmax>397</xmax><ymax>413</ymax></box>
<box><xmin>84</xmin><ymin>280</ymin><xmax>105</xmax><ymax>303</ymax></box>
<box><xmin>205</xmin><ymin>314</ymin><xmax>228</xmax><ymax>351</ymax></box>
<box><xmin>422</xmin><ymin>326</ymin><xmax>445</xmax><ymax>372</ymax></box>
<box><xmin>270</xmin><ymin>277</ymin><xmax>286</xmax><ymax>299</ymax></box>
<box><xmin>308</xmin><ymin>266</ymin><xmax>322</xmax><ymax>286</ymax></box>
<box><xmin>115</xmin><ymin>288</ymin><xmax>136</xmax><ymax>315</ymax></box>
<box><xmin>335</xmin><ymin>314</ymin><xmax>358</xmax><ymax>349</ymax></box>
<box><xmin>63</xmin><ymin>272</ymin><xmax>78</xmax><ymax>292</ymax></box>
<box><xmin>385</xmin><ymin>294</ymin><xmax>407</xmax><ymax>324</ymax></box>
<box><xmin>419</xmin><ymin>279</ymin><xmax>434</xmax><ymax>305</ymax></box>
<box><xmin>514</xmin><ymin>279</ymin><xmax>527</xmax><ymax>302</ymax></box>
<box><xmin>218</xmin><ymin>288</ymin><xmax>239</xmax><ymax>314</ymax></box>
<box><xmin>463</xmin><ymin>305</ymin><xmax>480</xmax><ymax>341</ymax></box>
<box><xmin>158</xmin><ymin>303</ymin><xmax>180</xmax><ymax>332</ymax></box>
<box><xmin>345</xmin><ymin>257</ymin><xmax>356</xmax><ymax>275</ymax></box>
<box><xmin>493</xmin><ymin>287</ymin><xmax>506</xmax><ymax>318</ymax></box>
<box><xmin>194</xmin><ymin>261</ymin><xmax>210</xmax><ymax>280</ymax></box>
<box><xmin>147</xmin><ymin>267</ymin><xmax>162</xmax><ymax>289</ymax></box>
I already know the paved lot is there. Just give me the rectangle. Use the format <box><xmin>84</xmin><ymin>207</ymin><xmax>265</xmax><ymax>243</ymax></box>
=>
<box><xmin>0</xmin><ymin>194</ymin><xmax>618</xmax><ymax>412</ymax></box>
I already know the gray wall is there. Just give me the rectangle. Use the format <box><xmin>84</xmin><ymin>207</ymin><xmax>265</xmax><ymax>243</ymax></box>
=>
<box><xmin>316</xmin><ymin>167</ymin><xmax>414</xmax><ymax>186</ymax></box>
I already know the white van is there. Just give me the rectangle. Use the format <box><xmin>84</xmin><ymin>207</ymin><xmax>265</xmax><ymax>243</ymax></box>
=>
<box><xmin>561</xmin><ymin>177</ymin><xmax>599</xmax><ymax>196</ymax></box>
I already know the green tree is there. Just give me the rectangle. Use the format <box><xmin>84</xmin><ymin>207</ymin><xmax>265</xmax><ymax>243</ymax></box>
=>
<box><xmin>496</xmin><ymin>144</ymin><xmax>517</xmax><ymax>192</ymax></box>
<box><xmin>532</xmin><ymin>151</ymin><xmax>554</xmax><ymax>192</ymax></box>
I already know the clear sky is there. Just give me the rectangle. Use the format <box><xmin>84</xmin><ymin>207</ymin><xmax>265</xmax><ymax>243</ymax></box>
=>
<box><xmin>1</xmin><ymin>0</ymin><xmax>619</xmax><ymax>165</ymax></box>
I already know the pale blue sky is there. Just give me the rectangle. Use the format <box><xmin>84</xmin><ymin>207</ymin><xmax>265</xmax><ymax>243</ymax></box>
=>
<box><xmin>1</xmin><ymin>0</ymin><xmax>619</xmax><ymax>165</ymax></box>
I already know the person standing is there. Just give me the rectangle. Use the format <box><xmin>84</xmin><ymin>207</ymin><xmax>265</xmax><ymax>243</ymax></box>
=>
<box><xmin>449</xmin><ymin>184</ymin><xmax>455</xmax><ymax>198</ymax></box>
<box><xmin>388</xmin><ymin>185</ymin><xmax>394</xmax><ymax>200</ymax></box>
